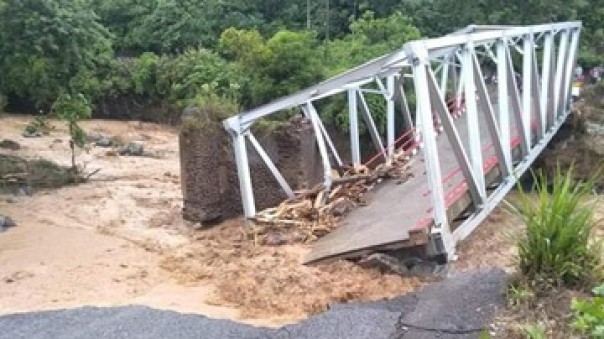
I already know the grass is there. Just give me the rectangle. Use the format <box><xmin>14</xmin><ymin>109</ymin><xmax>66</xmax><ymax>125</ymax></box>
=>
<box><xmin>495</xmin><ymin>166</ymin><xmax>603</xmax><ymax>337</ymax></box>
<box><xmin>507</xmin><ymin>166</ymin><xmax>602</xmax><ymax>290</ymax></box>
<box><xmin>522</xmin><ymin>323</ymin><xmax>547</xmax><ymax>339</ymax></box>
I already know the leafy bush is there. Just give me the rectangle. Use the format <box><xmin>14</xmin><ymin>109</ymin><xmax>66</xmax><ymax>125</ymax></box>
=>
<box><xmin>24</xmin><ymin>116</ymin><xmax>53</xmax><ymax>136</ymax></box>
<box><xmin>101</xmin><ymin>49</ymin><xmax>240</xmax><ymax>110</ymax></box>
<box><xmin>571</xmin><ymin>284</ymin><xmax>604</xmax><ymax>337</ymax></box>
<box><xmin>180</xmin><ymin>91</ymin><xmax>239</xmax><ymax>133</ymax></box>
<box><xmin>220</xmin><ymin>28</ymin><xmax>324</xmax><ymax>108</ymax></box>
<box><xmin>509</xmin><ymin>167</ymin><xmax>602</xmax><ymax>289</ymax></box>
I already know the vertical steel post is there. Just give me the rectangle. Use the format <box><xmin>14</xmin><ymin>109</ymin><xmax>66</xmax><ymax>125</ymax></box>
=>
<box><xmin>496</xmin><ymin>38</ymin><xmax>512</xmax><ymax>170</ymax></box>
<box><xmin>462</xmin><ymin>42</ymin><xmax>487</xmax><ymax>200</ymax></box>
<box><xmin>540</xmin><ymin>31</ymin><xmax>554</xmax><ymax>131</ymax></box>
<box><xmin>440</xmin><ymin>56</ymin><xmax>450</xmax><ymax>95</ymax></box>
<box><xmin>455</xmin><ymin>56</ymin><xmax>465</xmax><ymax>113</ymax></box>
<box><xmin>347</xmin><ymin>89</ymin><xmax>361</xmax><ymax>165</ymax></box>
<box><xmin>530</xmin><ymin>33</ymin><xmax>544</xmax><ymax>140</ymax></box>
<box><xmin>553</xmin><ymin>29</ymin><xmax>569</xmax><ymax>119</ymax></box>
<box><xmin>561</xmin><ymin>28</ymin><xmax>581</xmax><ymax>114</ymax></box>
<box><xmin>395</xmin><ymin>75</ymin><xmax>414</xmax><ymax>133</ymax></box>
<box><xmin>386</xmin><ymin>76</ymin><xmax>396</xmax><ymax>160</ymax></box>
<box><xmin>522</xmin><ymin>33</ymin><xmax>533</xmax><ymax>147</ymax></box>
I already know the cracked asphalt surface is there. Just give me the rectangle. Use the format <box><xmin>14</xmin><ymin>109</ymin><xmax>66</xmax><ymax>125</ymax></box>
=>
<box><xmin>0</xmin><ymin>269</ymin><xmax>506</xmax><ymax>339</ymax></box>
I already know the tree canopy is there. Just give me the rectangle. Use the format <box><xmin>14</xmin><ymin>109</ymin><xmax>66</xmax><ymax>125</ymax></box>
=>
<box><xmin>0</xmin><ymin>0</ymin><xmax>112</xmax><ymax>107</ymax></box>
<box><xmin>0</xmin><ymin>0</ymin><xmax>601</xmax><ymax>124</ymax></box>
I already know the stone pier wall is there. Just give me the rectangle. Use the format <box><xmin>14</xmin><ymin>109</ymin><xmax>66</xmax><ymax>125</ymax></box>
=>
<box><xmin>179</xmin><ymin>109</ymin><xmax>322</xmax><ymax>224</ymax></box>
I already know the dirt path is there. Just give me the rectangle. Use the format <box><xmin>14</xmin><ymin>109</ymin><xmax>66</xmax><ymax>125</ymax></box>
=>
<box><xmin>0</xmin><ymin>115</ymin><xmax>423</xmax><ymax>327</ymax></box>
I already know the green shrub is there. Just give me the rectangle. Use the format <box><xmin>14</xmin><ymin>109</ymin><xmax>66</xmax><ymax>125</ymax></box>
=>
<box><xmin>23</xmin><ymin>115</ymin><xmax>53</xmax><ymax>136</ymax></box>
<box><xmin>52</xmin><ymin>93</ymin><xmax>92</xmax><ymax>170</ymax></box>
<box><xmin>180</xmin><ymin>90</ymin><xmax>239</xmax><ymax>133</ymax></box>
<box><xmin>509</xmin><ymin>167</ymin><xmax>602</xmax><ymax>289</ymax></box>
<box><xmin>571</xmin><ymin>284</ymin><xmax>604</xmax><ymax>337</ymax></box>
<box><xmin>101</xmin><ymin>49</ymin><xmax>240</xmax><ymax>111</ymax></box>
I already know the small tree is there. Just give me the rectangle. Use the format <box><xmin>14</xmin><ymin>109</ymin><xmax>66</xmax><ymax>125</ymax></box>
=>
<box><xmin>52</xmin><ymin>93</ymin><xmax>92</xmax><ymax>171</ymax></box>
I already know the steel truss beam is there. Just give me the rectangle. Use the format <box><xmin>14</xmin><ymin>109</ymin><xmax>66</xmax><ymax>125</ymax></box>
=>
<box><xmin>223</xmin><ymin>22</ymin><xmax>582</xmax><ymax>260</ymax></box>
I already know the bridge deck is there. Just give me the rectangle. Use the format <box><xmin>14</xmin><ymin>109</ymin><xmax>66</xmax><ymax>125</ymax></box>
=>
<box><xmin>305</xmin><ymin>111</ymin><xmax>515</xmax><ymax>264</ymax></box>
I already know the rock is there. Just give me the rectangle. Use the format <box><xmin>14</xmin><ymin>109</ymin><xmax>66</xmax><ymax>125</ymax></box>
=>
<box><xmin>357</xmin><ymin>253</ymin><xmax>409</xmax><ymax>276</ymax></box>
<box><xmin>198</xmin><ymin>210</ymin><xmax>223</xmax><ymax>225</ymax></box>
<box><xmin>332</xmin><ymin>199</ymin><xmax>354</xmax><ymax>216</ymax></box>
<box><xmin>265</xmin><ymin>232</ymin><xmax>289</xmax><ymax>246</ymax></box>
<box><xmin>95</xmin><ymin>136</ymin><xmax>114</xmax><ymax>148</ymax></box>
<box><xmin>0</xmin><ymin>139</ymin><xmax>21</xmax><ymax>150</ymax></box>
<box><xmin>87</xmin><ymin>132</ymin><xmax>104</xmax><ymax>143</ymax></box>
<box><xmin>584</xmin><ymin>121</ymin><xmax>604</xmax><ymax>136</ymax></box>
<box><xmin>22</xmin><ymin>131</ymin><xmax>41</xmax><ymax>138</ymax></box>
<box><xmin>406</xmin><ymin>258</ymin><xmax>438</xmax><ymax>277</ymax></box>
<box><xmin>119</xmin><ymin>142</ymin><xmax>144</xmax><ymax>156</ymax></box>
<box><xmin>88</xmin><ymin>132</ymin><xmax>114</xmax><ymax>148</ymax></box>
<box><xmin>5</xmin><ymin>198</ymin><xmax>16</xmax><ymax>204</ymax></box>
<box><xmin>0</xmin><ymin>216</ymin><xmax>17</xmax><ymax>232</ymax></box>
<box><xmin>289</xmin><ymin>229</ymin><xmax>307</xmax><ymax>243</ymax></box>
<box><xmin>15</xmin><ymin>186</ymin><xmax>32</xmax><ymax>197</ymax></box>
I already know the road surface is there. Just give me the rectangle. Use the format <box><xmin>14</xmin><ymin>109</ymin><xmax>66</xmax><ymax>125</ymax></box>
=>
<box><xmin>0</xmin><ymin>269</ymin><xmax>506</xmax><ymax>339</ymax></box>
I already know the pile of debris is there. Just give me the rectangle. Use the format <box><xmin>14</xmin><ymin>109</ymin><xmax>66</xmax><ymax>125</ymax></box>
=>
<box><xmin>0</xmin><ymin>154</ymin><xmax>81</xmax><ymax>194</ymax></box>
<box><xmin>248</xmin><ymin>150</ymin><xmax>414</xmax><ymax>245</ymax></box>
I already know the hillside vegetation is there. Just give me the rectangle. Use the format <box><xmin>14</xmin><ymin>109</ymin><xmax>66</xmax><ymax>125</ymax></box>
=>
<box><xmin>0</xmin><ymin>0</ymin><xmax>602</xmax><ymax>130</ymax></box>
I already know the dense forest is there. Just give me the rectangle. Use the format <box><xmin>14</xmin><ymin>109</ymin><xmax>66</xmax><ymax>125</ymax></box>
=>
<box><xmin>0</xmin><ymin>0</ymin><xmax>602</xmax><ymax>128</ymax></box>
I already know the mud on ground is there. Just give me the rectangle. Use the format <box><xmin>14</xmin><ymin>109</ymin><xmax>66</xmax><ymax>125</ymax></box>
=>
<box><xmin>0</xmin><ymin>115</ymin><xmax>422</xmax><ymax>327</ymax></box>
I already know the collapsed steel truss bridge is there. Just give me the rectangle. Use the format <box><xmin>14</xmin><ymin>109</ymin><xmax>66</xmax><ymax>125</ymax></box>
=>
<box><xmin>223</xmin><ymin>22</ymin><xmax>581</xmax><ymax>263</ymax></box>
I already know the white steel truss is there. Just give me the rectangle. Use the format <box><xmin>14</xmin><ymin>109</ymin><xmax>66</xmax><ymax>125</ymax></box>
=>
<box><xmin>223</xmin><ymin>22</ymin><xmax>582</xmax><ymax>260</ymax></box>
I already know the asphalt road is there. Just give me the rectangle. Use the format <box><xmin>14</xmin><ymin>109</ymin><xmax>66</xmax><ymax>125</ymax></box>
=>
<box><xmin>0</xmin><ymin>269</ymin><xmax>506</xmax><ymax>339</ymax></box>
